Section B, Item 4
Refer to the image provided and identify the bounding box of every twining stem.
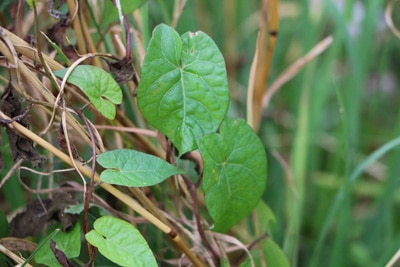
[182,175,220,266]
[0,112,205,267]
[111,0,132,61]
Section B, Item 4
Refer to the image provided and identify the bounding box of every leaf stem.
[76,108,98,263]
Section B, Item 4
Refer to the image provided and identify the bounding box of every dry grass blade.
[0,244,33,267]
[385,0,400,39]
[0,159,23,189]
[209,231,255,267]
[67,0,85,55]
[93,125,158,137]
[262,35,334,109]
[252,0,279,131]
[171,0,187,28]
[0,27,93,147]
[386,248,400,267]
[246,32,261,128]
[2,27,63,71]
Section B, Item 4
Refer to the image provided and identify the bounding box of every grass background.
[1,0,399,266]
[168,0,400,266]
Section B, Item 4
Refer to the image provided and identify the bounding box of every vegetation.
[0,0,399,266]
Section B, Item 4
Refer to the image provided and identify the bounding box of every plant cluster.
[0,1,284,266]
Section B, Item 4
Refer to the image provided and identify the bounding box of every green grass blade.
[311,136,400,266]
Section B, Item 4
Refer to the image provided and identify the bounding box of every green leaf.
[54,65,122,120]
[246,202,289,267]
[137,24,229,155]
[100,0,147,28]
[34,224,81,267]
[261,238,290,267]
[198,118,267,232]
[97,149,183,187]
[240,202,289,267]
[85,216,157,267]
[241,238,290,267]
[41,31,71,66]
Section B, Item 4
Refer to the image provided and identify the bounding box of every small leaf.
[54,65,122,120]
[41,31,71,66]
[34,223,81,267]
[198,118,267,232]
[97,149,183,187]
[85,216,157,267]
[137,24,229,155]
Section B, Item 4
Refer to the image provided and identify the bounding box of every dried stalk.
[262,36,334,109]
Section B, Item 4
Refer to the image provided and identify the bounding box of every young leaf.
[54,65,122,120]
[137,24,229,155]
[198,118,267,233]
[41,31,71,66]
[97,149,183,187]
[85,216,157,267]
[34,223,81,267]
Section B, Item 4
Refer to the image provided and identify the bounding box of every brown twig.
[231,233,268,266]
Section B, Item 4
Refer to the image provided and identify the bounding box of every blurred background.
[167,0,400,266]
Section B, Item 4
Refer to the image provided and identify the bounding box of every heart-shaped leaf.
[97,149,183,187]
[137,24,229,155]
[198,118,267,233]
[85,216,157,267]
[54,65,122,120]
